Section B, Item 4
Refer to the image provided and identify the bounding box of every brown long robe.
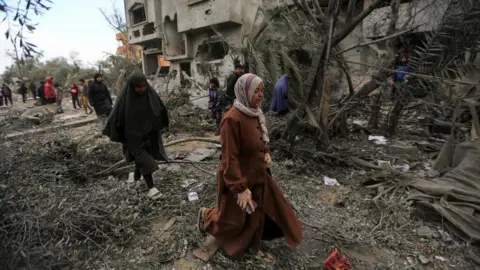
[203,107,303,258]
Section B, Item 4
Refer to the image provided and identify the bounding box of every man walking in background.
[88,73,113,125]
[1,83,12,106]
[29,81,37,100]
[79,79,93,115]
[37,80,46,105]
[225,64,244,106]
[18,82,28,103]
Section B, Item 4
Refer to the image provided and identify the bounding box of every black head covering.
[103,72,169,158]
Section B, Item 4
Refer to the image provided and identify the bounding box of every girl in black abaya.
[103,72,169,199]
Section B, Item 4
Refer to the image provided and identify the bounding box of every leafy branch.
[1,0,52,60]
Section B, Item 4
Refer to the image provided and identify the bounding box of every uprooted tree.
[278,0,480,145]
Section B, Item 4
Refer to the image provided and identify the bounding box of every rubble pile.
[0,136,156,269]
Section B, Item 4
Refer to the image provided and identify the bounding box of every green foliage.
[1,0,52,59]
[242,7,317,106]
[1,55,96,85]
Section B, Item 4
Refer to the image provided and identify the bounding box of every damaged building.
[124,0,262,87]
[123,0,449,88]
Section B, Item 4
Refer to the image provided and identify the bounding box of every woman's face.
[134,80,147,94]
[249,81,264,109]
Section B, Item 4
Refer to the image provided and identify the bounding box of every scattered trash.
[418,254,430,264]
[181,178,197,188]
[323,248,351,270]
[393,164,410,172]
[435,255,447,262]
[368,135,388,145]
[188,192,199,201]
[376,160,391,167]
[323,176,340,186]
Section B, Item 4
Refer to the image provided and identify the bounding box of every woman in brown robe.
[195,73,303,265]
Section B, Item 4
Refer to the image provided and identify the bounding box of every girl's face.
[249,81,264,109]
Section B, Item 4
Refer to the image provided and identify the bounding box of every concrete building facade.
[123,0,447,89]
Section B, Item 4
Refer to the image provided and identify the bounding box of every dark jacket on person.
[208,87,227,112]
[225,71,244,101]
[1,85,12,97]
[17,83,27,94]
[29,82,36,92]
[88,80,113,116]
[103,72,169,175]
[37,85,45,98]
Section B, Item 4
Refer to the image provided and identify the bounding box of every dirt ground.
[1,97,478,270]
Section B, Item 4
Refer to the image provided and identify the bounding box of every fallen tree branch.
[94,137,222,176]
[164,137,221,147]
[343,60,479,85]
[335,27,416,55]
[95,160,218,176]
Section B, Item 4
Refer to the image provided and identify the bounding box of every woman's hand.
[237,189,255,212]
[264,153,271,167]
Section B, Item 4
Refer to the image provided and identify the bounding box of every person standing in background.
[208,77,227,136]
[1,83,13,106]
[44,77,57,104]
[225,64,244,105]
[29,81,37,100]
[391,55,410,100]
[70,84,81,109]
[37,81,46,105]
[269,74,289,115]
[79,79,93,115]
[18,82,28,103]
[88,73,113,125]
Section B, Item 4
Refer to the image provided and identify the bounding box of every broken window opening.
[130,4,146,25]
[133,30,140,38]
[143,23,155,35]
[180,62,192,88]
[197,39,229,61]
[164,14,186,57]
[144,52,161,76]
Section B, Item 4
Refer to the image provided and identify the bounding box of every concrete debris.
[416,225,434,239]
[418,254,430,264]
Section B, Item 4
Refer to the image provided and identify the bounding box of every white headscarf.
[233,73,270,143]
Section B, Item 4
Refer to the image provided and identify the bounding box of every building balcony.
[128,21,163,45]
[176,0,243,33]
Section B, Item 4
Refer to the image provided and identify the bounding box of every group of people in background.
[207,64,290,135]
[0,73,113,126]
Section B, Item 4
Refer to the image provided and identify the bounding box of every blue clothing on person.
[394,65,410,81]
[270,75,289,113]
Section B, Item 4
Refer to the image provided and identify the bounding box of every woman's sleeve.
[221,117,247,193]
